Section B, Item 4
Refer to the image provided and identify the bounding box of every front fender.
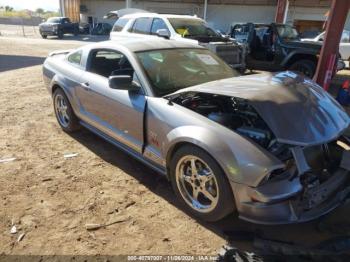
[281,50,318,67]
[164,125,284,187]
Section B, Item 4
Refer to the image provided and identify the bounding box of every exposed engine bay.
[172,92,289,158]
[173,92,350,211]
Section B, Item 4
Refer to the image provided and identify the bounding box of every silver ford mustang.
[43,39,350,224]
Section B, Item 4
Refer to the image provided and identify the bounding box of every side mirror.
[108,75,139,90]
[156,29,170,39]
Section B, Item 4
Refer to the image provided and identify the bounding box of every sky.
[0,0,59,11]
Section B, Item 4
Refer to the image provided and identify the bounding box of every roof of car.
[86,39,203,52]
[122,13,202,20]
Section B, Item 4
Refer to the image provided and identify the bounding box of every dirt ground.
[1,34,350,258]
[0,36,226,256]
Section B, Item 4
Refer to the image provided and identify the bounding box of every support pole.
[275,0,289,23]
[203,0,208,20]
[314,0,350,90]
[126,0,132,9]
[59,0,65,17]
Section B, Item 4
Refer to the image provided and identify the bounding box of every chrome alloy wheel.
[54,94,70,128]
[175,155,219,213]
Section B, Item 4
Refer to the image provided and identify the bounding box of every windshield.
[168,18,219,38]
[47,17,61,23]
[137,48,238,96]
[276,25,299,41]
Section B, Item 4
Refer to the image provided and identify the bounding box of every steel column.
[314,0,350,90]
[275,0,289,23]
[204,0,208,20]
[59,0,65,17]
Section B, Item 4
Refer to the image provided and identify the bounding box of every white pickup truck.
[302,30,350,61]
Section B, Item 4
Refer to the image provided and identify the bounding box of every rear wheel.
[53,89,80,132]
[170,145,235,222]
[288,59,316,78]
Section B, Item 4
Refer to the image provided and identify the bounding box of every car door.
[61,18,72,33]
[76,48,146,153]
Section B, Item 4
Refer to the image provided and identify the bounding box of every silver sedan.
[43,39,350,224]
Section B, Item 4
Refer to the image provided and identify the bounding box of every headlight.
[52,25,58,30]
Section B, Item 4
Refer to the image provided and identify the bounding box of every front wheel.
[288,59,316,78]
[170,145,235,222]
[41,34,47,39]
[57,30,64,39]
[53,89,80,132]
[73,27,79,36]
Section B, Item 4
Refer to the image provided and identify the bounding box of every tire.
[41,34,47,39]
[288,59,316,78]
[238,67,246,75]
[53,88,80,132]
[73,27,79,36]
[170,145,235,222]
[57,30,64,39]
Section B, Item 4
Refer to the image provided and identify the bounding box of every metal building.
[60,0,350,34]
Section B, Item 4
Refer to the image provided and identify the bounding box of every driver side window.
[151,18,169,35]
[88,49,135,79]
[231,25,249,42]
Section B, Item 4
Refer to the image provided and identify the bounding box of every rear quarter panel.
[42,54,84,113]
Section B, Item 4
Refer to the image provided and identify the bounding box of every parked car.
[108,10,246,72]
[43,39,350,224]
[302,30,350,62]
[230,23,325,77]
[39,17,79,39]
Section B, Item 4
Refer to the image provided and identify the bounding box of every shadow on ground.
[69,129,350,259]
[0,54,45,73]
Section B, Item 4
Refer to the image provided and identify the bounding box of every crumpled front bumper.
[231,168,350,225]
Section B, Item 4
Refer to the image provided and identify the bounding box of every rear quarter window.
[130,17,152,34]
[112,18,130,32]
[67,50,82,66]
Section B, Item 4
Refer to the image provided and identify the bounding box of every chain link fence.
[0,17,42,38]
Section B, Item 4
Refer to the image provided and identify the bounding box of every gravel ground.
[1,34,350,257]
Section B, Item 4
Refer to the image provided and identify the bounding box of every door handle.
[81,82,90,91]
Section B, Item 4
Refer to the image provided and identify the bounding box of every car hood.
[176,71,350,146]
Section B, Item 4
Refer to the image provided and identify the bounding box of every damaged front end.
[233,136,350,224]
[171,91,350,224]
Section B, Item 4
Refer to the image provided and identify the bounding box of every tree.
[36,8,44,14]
[5,6,13,12]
